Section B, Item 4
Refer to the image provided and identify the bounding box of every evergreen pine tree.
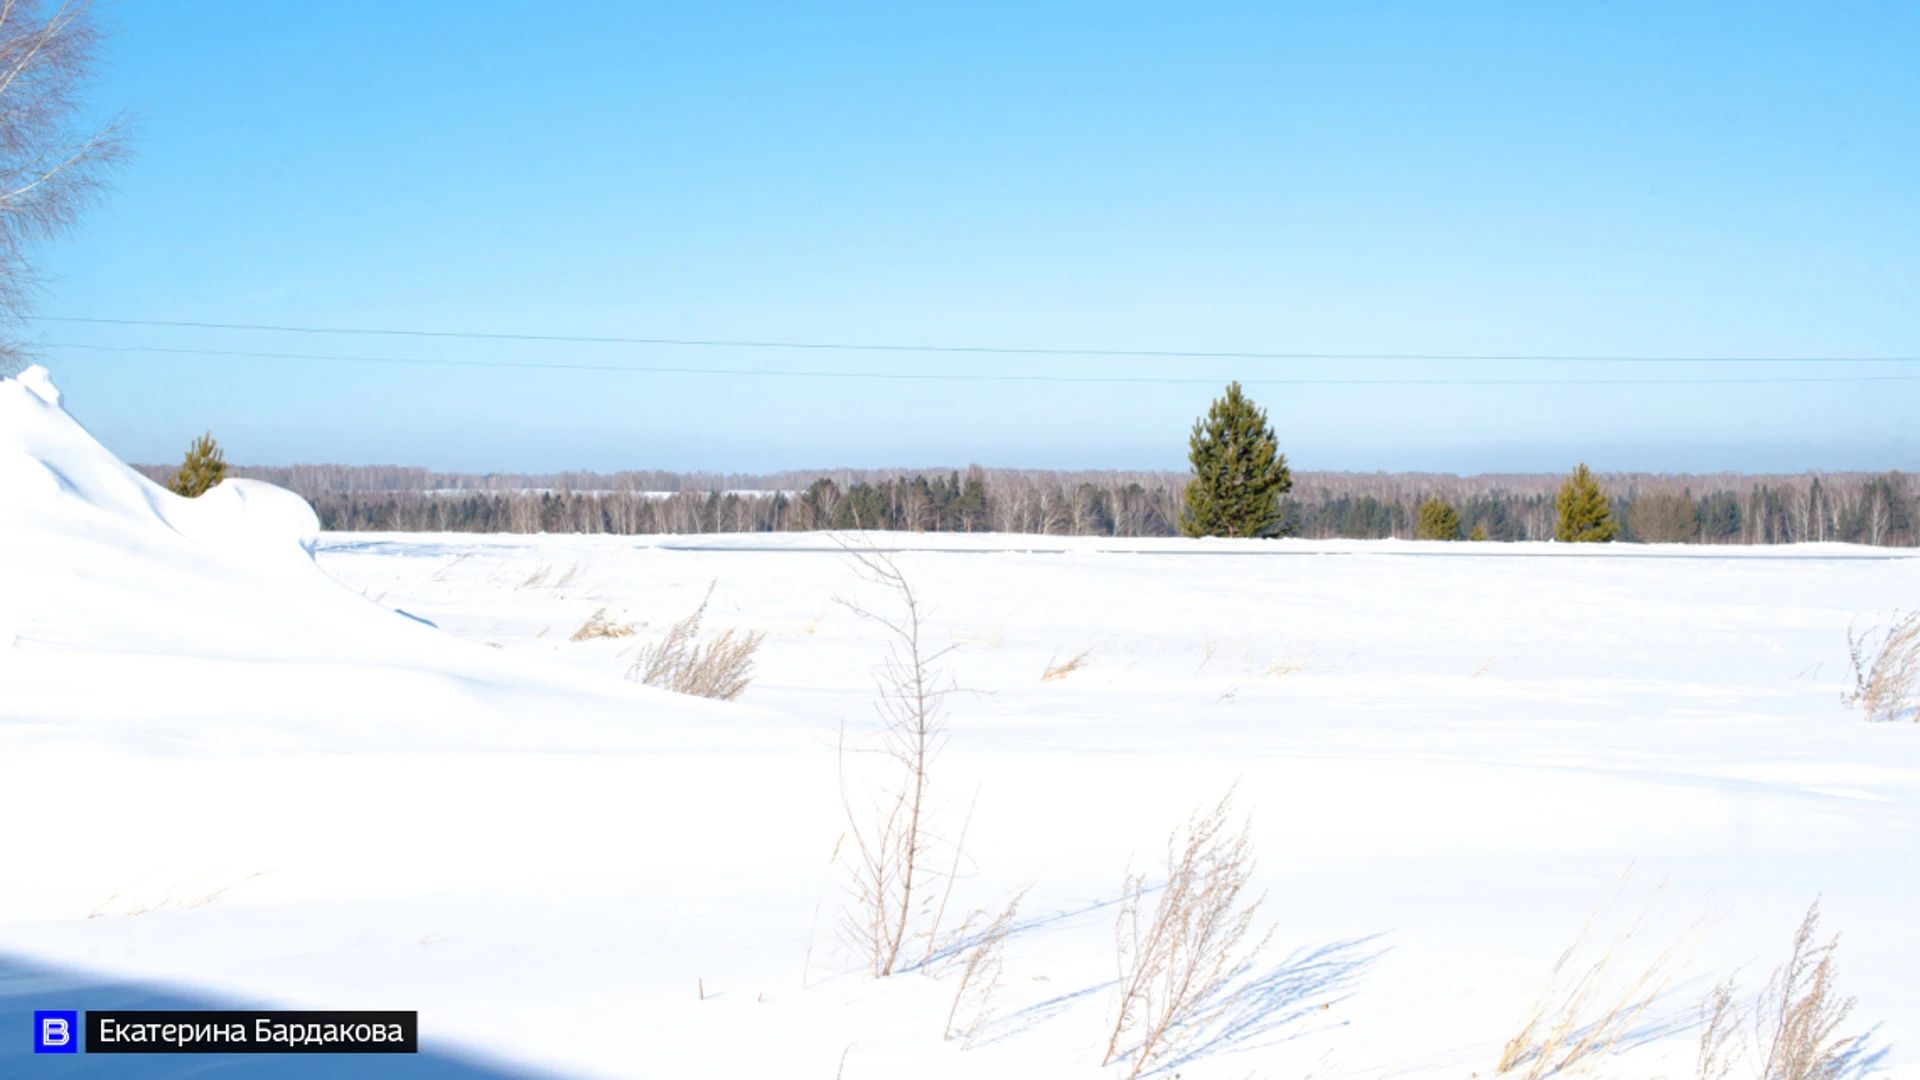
[167,432,228,498]
[1554,463,1617,542]
[1181,382,1291,538]
[1416,497,1461,540]
[1468,522,1489,542]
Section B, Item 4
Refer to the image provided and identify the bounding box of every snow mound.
[167,478,321,568]
[0,367,748,753]
[0,366,317,565]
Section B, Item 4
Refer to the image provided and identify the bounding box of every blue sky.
[27,1,1920,474]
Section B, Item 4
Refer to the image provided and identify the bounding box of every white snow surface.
[2,366,1917,1077]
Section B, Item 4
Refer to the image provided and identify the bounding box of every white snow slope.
[2,366,1917,1078]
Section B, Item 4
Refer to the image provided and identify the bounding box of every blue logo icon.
[34,1010,78,1053]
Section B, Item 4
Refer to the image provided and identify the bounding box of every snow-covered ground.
[3,366,1916,1077]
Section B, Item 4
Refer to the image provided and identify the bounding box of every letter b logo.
[34,1011,78,1053]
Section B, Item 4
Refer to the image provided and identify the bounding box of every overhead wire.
[30,314,1920,366]
[36,339,1920,386]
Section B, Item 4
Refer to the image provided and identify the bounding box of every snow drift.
[0,366,746,751]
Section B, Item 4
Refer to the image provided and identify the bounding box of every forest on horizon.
[132,461,1920,546]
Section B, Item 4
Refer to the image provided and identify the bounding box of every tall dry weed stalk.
[1102,789,1271,1079]
[1845,613,1920,722]
[1498,880,1694,1080]
[943,887,1028,1047]
[1699,902,1860,1080]
[1700,975,1745,1080]
[629,582,764,701]
[835,543,961,976]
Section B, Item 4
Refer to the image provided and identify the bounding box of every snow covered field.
[4,366,1917,1077]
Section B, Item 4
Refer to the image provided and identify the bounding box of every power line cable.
[41,340,1920,386]
[30,315,1920,364]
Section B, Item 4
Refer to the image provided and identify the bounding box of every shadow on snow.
[976,931,1386,1071]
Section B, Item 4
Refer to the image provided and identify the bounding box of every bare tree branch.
[0,0,128,374]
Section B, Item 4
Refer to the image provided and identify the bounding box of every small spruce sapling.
[167,432,228,498]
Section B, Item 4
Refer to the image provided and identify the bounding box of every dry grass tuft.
[1497,881,1693,1080]
[943,886,1029,1047]
[1696,901,1861,1080]
[1845,612,1920,722]
[569,607,637,642]
[1041,647,1093,682]
[1755,902,1858,1080]
[1103,788,1272,1079]
[629,582,764,701]
[1265,658,1305,678]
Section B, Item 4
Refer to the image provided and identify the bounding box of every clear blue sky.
[29,1,1920,474]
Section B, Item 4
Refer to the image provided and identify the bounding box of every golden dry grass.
[1041,647,1094,681]
[1498,882,1694,1080]
[1755,902,1858,1080]
[1696,901,1860,1080]
[629,583,764,701]
[568,607,637,642]
[1846,612,1920,722]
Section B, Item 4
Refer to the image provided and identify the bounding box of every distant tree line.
[131,461,1920,545]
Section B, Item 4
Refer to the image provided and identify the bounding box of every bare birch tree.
[1866,487,1890,547]
[0,0,128,373]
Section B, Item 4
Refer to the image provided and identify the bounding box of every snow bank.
[0,364,318,576]
[0,367,752,752]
